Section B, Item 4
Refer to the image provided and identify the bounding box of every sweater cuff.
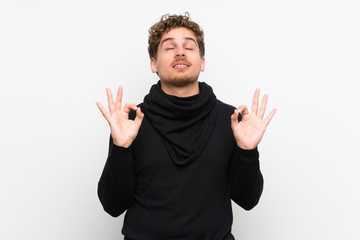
[109,144,133,165]
[233,146,259,163]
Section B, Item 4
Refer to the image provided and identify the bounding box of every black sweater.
[98,85,263,240]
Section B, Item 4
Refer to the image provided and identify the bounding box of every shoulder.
[216,100,243,122]
[216,99,236,116]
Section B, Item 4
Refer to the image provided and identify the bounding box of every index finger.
[251,88,260,113]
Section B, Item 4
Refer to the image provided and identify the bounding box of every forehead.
[160,27,197,44]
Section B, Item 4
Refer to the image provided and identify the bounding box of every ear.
[150,58,158,73]
[200,56,205,72]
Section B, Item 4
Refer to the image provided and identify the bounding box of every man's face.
[150,27,205,87]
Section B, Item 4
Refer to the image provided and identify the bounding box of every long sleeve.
[97,136,135,217]
[229,146,264,210]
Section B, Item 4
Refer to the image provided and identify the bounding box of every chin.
[161,74,200,87]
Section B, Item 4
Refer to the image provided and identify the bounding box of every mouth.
[172,60,190,69]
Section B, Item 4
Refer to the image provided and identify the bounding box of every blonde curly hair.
[148,12,205,59]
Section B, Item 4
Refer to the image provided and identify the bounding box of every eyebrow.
[160,37,197,47]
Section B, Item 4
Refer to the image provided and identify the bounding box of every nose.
[175,47,185,58]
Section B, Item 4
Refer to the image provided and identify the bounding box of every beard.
[159,70,200,87]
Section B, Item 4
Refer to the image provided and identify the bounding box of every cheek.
[157,56,173,69]
[196,58,204,69]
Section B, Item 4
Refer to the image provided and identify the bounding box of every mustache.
[171,58,191,66]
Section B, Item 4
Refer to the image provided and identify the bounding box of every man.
[96,13,276,240]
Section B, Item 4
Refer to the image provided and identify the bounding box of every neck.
[160,80,200,97]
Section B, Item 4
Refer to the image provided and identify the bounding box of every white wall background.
[1,0,359,239]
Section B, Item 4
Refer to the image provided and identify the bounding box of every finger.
[136,107,144,118]
[231,109,240,129]
[96,101,111,123]
[106,88,116,114]
[264,108,277,126]
[123,103,138,113]
[134,107,145,126]
[258,94,268,119]
[237,105,249,116]
[115,86,123,111]
[251,88,260,114]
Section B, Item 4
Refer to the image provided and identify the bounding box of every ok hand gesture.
[96,86,144,148]
[231,89,276,150]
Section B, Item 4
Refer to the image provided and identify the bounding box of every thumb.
[231,109,240,129]
[134,107,144,126]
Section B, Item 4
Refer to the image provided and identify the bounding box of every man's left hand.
[231,88,276,150]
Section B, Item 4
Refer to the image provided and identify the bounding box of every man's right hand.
[96,86,144,148]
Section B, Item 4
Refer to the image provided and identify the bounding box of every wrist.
[112,137,133,148]
[236,142,257,150]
